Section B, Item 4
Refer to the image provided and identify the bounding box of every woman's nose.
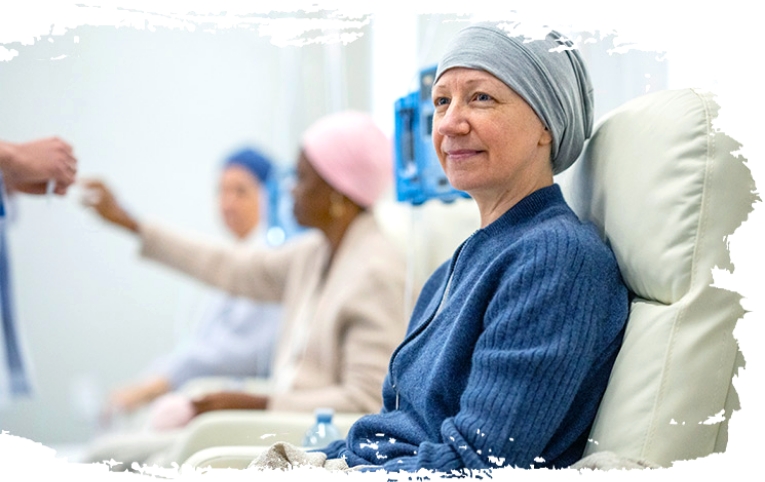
[436,103,469,137]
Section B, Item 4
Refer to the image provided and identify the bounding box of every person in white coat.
[0,136,77,402]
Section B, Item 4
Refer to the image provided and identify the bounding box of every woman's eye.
[474,93,492,102]
[433,96,449,107]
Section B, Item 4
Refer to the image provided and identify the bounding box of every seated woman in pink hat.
[84,111,408,419]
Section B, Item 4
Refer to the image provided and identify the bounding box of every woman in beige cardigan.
[84,111,407,419]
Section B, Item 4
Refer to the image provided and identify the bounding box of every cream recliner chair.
[182,88,754,471]
[560,87,753,466]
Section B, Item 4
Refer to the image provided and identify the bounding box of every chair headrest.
[560,88,754,305]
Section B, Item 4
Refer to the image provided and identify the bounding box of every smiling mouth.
[444,149,482,161]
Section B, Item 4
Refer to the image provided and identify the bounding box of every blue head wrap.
[224,147,273,184]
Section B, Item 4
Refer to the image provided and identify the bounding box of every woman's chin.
[445,176,480,195]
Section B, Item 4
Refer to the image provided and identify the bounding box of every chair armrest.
[165,410,365,466]
[183,445,269,470]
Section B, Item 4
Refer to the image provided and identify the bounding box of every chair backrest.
[558,88,756,467]
[375,197,479,309]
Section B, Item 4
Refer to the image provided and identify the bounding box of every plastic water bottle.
[302,408,342,448]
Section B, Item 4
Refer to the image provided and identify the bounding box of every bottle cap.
[314,407,334,423]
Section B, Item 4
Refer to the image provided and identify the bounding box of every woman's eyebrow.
[433,77,495,92]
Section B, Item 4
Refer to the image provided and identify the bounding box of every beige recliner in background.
[181,87,755,471]
[157,409,364,469]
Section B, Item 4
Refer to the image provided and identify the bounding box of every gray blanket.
[248,442,660,473]
[248,442,350,471]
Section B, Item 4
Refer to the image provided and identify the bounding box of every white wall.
[0,16,667,446]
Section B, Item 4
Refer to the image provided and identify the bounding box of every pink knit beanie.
[301,111,392,208]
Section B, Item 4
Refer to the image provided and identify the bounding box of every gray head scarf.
[435,23,594,175]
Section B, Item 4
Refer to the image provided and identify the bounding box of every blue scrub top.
[0,175,31,399]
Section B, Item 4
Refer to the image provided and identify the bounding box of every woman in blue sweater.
[317,23,629,472]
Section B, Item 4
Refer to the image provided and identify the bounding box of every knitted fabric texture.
[249,442,349,471]
[321,184,629,472]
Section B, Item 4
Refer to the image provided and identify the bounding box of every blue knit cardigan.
[321,184,629,472]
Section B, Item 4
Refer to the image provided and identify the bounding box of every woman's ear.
[539,126,553,146]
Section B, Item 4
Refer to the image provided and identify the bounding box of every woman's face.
[218,165,262,239]
[291,151,333,229]
[431,67,553,202]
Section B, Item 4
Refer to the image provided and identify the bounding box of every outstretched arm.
[80,178,140,233]
[0,137,77,195]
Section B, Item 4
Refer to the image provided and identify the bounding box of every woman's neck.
[473,174,553,228]
[320,207,364,264]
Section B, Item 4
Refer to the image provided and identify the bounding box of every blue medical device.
[394,65,470,205]
[264,167,305,247]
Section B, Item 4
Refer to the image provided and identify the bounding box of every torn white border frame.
[0,0,762,480]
